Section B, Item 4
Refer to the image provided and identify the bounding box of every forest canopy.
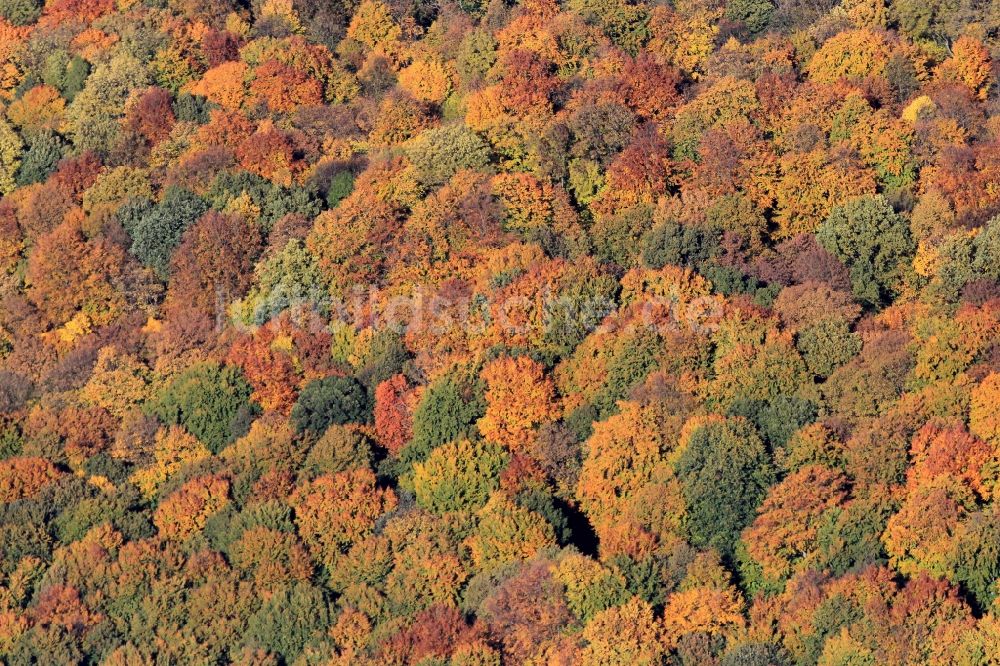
[0,0,999,663]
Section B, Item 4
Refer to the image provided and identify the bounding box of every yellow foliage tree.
[398,58,453,104]
[578,597,666,665]
[6,85,64,133]
[841,0,888,28]
[661,552,745,648]
[130,426,212,499]
[647,6,720,79]
[346,0,402,60]
[971,373,1000,445]
[80,346,151,417]
[773,147,877,237]
[0,22,27,101]
[742,465,850,581]
[575,401,686,546]
[882,480,966,579]
[291,468,398,567]
[464,493,555,572]
[806,29,890,84]
[412,438,507,514]
[0,117,21,196]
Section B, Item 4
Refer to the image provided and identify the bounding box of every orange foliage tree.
[742,465,851,582]
[153,474,230,540]
[0,457,62,502]
[937,36,992,100]
[373,374,415,456]
[249,59,324,113]
[477,355,559,452]
[25,217,132,330]
[290,468,397,567]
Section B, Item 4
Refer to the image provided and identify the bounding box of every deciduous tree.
[477,355,559,452]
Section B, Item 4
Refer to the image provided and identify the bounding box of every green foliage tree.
[129,187,208,276]
[148,362,257,453]
[725,0,775,34]
[814,497,894,577]
[591,205,652,267]
[816,195,914,308]
[304,425,373,474]
[796,318,862,379]
[16,131,64,186]
[206,171,322,230]
[326,169,354,208]
[949,507,1000,613]
[404,368,486,465]
[719,642,790,666]
[351,329,409,392]
[727,395,817,449]
[639,217,720,269]
[973,214,1000,279]
[566,0,650,55]
[891,0,960,45]
[593,329,662,419]
[41,53,91,102]
[291,376,371,433]
[456,29,497,80]
[232,239,331,325]
[244,583,331,661]
[406,124,491,186]
[675,417,776,557]
[172,92,209,123]
[66,54,149,154]
[0,0,40,26]
[542,270,619,359]
[515,485,573,544]
[115,197,155,237]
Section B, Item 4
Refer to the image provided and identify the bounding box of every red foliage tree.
[373,373,414,456]
[126,87,176,146]
[379,604,483,665]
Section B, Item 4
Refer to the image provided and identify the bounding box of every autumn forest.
[0,0,998,662]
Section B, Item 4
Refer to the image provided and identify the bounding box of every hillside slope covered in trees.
[1,0,1000,663]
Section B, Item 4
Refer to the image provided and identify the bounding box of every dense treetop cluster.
[0,0,999,663]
